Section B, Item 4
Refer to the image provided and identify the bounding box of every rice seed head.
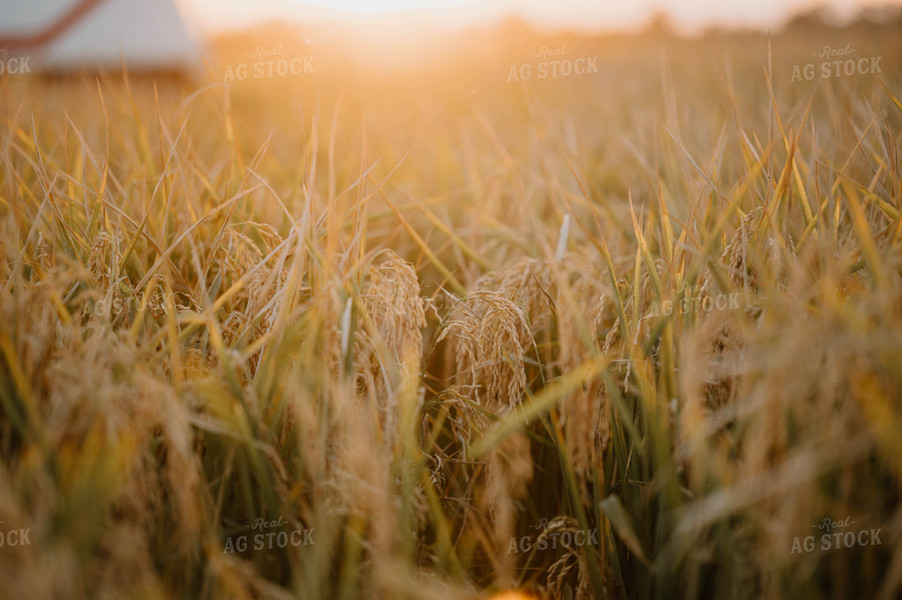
[724,207,764,288]
[441,290,529,412]
[88,231,115,287]
[357,252,427,443]
[361,253,427,369]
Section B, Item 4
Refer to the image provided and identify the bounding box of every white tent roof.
[0,0,202,71]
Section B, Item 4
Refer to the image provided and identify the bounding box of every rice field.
[1,15,901,600]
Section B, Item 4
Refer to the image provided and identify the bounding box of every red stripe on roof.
[0,0,108,51]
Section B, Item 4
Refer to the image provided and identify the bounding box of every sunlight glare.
[286,0,482,15]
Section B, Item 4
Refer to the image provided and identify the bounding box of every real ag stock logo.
[0,522,31,548]
[508,516,598,554]
[223,44,314,82]
[0,51,31,76]
[648,282,741,317]
[790,515,882,554]
[507,44,598,83]
[791,43,882,82]
[223,516,314,554]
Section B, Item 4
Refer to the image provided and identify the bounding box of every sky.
[180,0,902,33]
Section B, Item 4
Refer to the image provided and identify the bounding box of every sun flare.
[287,0,481,15]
